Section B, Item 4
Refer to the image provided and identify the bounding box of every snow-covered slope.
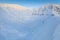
[0,4,36,24]
[0,4,60,40]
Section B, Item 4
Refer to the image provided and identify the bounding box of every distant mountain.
[0,4,30,10]
[32,4,60,17]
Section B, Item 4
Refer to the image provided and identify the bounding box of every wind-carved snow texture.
[0,4,60,40]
